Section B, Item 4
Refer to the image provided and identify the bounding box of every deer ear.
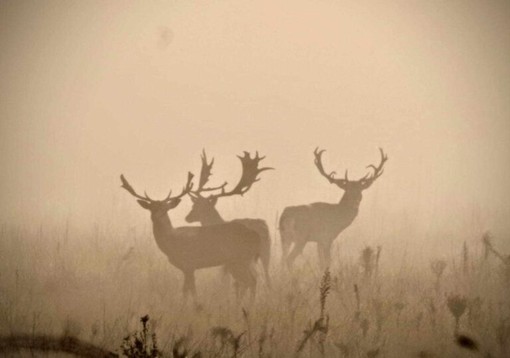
[208,196,218,206]
[137,200,151,210]
[166,198,181,210]
[190,195,198,204]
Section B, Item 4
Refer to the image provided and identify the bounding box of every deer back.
[168,222,261,270]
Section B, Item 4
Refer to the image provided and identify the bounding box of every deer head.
[314,147,388,204]
[185,150,272,224]
[120,172,194,218]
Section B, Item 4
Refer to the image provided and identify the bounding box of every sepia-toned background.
[1,2,510,357]
[1,0,509,257]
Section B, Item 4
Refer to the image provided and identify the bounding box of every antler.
[121,172,194,202]
[314,147,388,189]
[165,172,195,201]
[361,148,388,188]
[314,147,342,185]
[190,150,228,198]
[210,151,273,199]
[120,174,153,202]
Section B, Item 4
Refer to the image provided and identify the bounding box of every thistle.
[121,315,160,358]
[446,295,467,333]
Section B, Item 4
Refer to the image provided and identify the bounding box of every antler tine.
[189,149,214,196]
[120,174,153,202]
[314,147,341,185]
[211,151,273,199]
[144,191,155,201]
[255,151,266,161]
[197,149,213,191]
[189,150,230,197]
[363,148,388,184]
[359,171,371,181]
[168,172,195,201]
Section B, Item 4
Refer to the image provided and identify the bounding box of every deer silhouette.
[185,151,273,288]
[120,172,260,299]
[280,148,388,269]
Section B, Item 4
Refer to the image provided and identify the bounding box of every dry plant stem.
[318,269,331,356]
[295,269,331,356]
[354,284,361,314]
[242,308,253,356]
[462,242,469,275]
[447,295,467,336]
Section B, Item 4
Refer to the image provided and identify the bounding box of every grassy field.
[0,220,508,357]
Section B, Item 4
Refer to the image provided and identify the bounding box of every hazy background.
[1,0,509,256]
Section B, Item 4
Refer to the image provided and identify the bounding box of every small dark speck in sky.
[158,26,173,49]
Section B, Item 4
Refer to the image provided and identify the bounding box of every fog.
[1,1,510,356]
[1,1,509,230]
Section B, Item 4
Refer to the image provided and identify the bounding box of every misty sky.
[1,1,509,246]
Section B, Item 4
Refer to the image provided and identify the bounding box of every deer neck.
[338,191,363,212]
[150,212,174,252]
[200,208,225,226]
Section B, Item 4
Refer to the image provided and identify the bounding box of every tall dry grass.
[0,219,508,357]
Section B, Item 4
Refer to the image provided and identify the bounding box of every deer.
[120,171,261,299]
[280,147,388,269]
[185,151,273,288]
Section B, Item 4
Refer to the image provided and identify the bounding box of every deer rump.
[280,202,358,243]
[170,222,261,269]
[230,218,271,270]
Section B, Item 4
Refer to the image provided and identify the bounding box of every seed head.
[430,260,447,278]
[447,295,467,319]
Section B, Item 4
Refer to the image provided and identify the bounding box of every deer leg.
[317,242,325,265]
[234,281,243,302]
[189,273,197,298]
[182,271,196,299]
[262,260,272,290]
[245,261,258,302]
[229,263,257,302]
[259,232,272,289]
[221,266,232,290]
[280,219,295,265]
[281,236,292,263]
[182,273,189,297]
[227,264,242,300]
[286,241,306,269]
[317,241,332,271]
[250,264,258,302]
